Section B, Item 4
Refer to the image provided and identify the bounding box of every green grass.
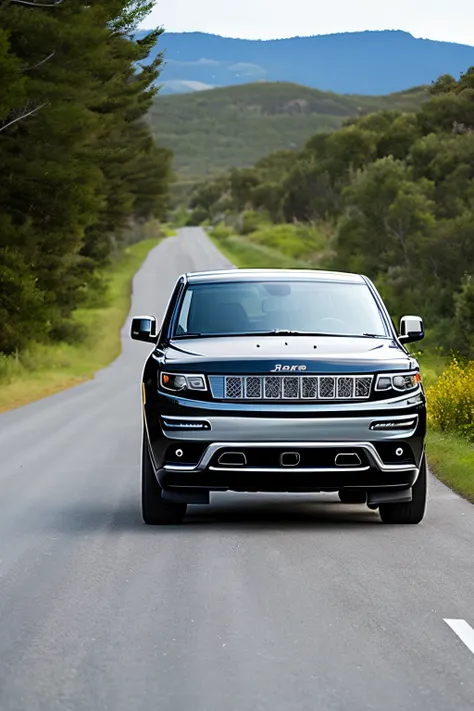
[417,352,448,388]
[0,236,165,413]
[427,431,474,503]
[209,222,332,270]
[149,81,428,180]
[211,231,309,269]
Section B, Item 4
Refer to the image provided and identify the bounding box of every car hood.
[160,336,416,374]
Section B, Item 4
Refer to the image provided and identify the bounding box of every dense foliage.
[149,82,428,182]
[189,68,474,358]
[0,0,171,355]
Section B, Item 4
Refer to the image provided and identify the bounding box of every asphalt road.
[1,227,473,711]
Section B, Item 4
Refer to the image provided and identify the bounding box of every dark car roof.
[185,268,366,285]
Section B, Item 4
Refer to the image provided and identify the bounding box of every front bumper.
[144,390,426,502]
[159,440,420,499]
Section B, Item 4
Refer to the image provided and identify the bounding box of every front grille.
[217,375,373,401]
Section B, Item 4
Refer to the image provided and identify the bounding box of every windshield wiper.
[252,330,362,337]
[172,330,327,339]
[172,333,227,339]
[173,332,262,339]
[172,330,389,340]
[259,329,309,336]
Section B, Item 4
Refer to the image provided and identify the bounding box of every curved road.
[1,227,473,711]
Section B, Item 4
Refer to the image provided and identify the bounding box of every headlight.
[159,372,207,392]
[376,372,421,393]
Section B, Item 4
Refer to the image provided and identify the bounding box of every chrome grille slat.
[245,376,262,399]
[225,377,243,399]
[337,377,354,399]
[319,377,336,399]
[301,376,318,399]
[355,377,372,398]
[283,376,299,399]
[222,375,372,400]
[265,376,282,399]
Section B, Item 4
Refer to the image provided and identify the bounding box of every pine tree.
[0,0,171,353]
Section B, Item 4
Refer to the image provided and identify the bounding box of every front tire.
[142,433,187,525]
[379,455,427,525]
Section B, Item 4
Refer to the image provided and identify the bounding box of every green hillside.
[149,82,429,182]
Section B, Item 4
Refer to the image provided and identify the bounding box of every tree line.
[188,68,474,356]
[0,0,171,355]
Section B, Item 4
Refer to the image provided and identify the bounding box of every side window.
[177,289,193,334]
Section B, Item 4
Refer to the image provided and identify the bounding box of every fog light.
[396,447,404,457]
[175,449,184,458]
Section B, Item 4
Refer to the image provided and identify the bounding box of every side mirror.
[399,315,424,344]
[130,315,157,343]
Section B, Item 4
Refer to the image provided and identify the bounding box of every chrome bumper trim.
[162,441,419,476]
[208,466,371,474]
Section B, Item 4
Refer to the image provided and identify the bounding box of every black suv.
[131,269,426,525]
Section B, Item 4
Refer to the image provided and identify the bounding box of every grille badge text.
[271,364,307,372]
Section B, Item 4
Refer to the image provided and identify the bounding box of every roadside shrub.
[427,359,474,440]
[239,210,272,235]
[249,224,327,261]
[187,206,209,225]
[212,223,234,240]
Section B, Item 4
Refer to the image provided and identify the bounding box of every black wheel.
[379,455,427,525]
[142,433,187,525]
[338,490,367,504]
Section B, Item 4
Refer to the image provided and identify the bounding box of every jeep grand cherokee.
[131,269,426,526]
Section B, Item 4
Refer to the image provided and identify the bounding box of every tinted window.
[173,280,388,337]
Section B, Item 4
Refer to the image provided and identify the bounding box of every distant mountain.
[148,82,428,181]
[145,30,474,95]
[160,80,215,95]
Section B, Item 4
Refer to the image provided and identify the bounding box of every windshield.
[173,280,388,338]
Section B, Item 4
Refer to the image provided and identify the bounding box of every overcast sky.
[141,0,474,46]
